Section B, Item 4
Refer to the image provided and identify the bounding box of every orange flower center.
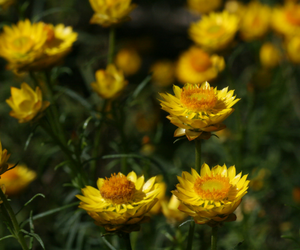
[285,7,300,26]
[190,50,212,72]
[180,85,217,112]
[43,25,55,41]
[100,173,136,204]
[194,175,231,201]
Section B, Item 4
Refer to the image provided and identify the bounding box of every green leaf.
[54,160,71,170]
[102,236,117,250]
[20,230,45,249]
[32,7,73,22]
[128,74,152,106]
[0,235,15,241]
[173,137,186,144]
[16,194,45,216]
[83,116,94,130]
[281,235,299,243]
[178,219,192,228]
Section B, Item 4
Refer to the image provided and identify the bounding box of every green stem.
[108,27,115,65]
[211,226,218,250]
[186,220,195,250]
[122,233,132,250]
[195,139,202,173]
[0,189,29,250]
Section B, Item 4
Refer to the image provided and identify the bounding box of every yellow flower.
[27,24,78,70]
[89,0,136,27]
[240,1,271,41]
[76,172,160,232]
[161,195,188,224]
[176,46,225,85]
[0,164,36,196]
[0,141,10,176]
[272,3,300,37]
[115,48,141,76]
[173,164,249,225]
[0,0,14,10]
[91,64,127,99]
[224,1,245,17]
[187,0,221,14]
[189,11,239,52]
[259,42,281,68]
[6,83,50,123]
[159,82,240,141]
[0,20,47,71]
[286,35,300,64]
[151,60,175,87]
[149,177,166,215]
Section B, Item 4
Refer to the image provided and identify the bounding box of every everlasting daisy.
[159,82,240,141]
[76,172,160,232]
[173,163,249,225]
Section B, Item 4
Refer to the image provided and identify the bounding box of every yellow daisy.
[0,19,47,71]
[89,0,136,27]
[189,11,239,52]
[176,46,225,85]
[6,82,50,123]
[259,42,281,68]
[149,176,166,215]
[151,60,175,87]
[115,48,141,76]
[76,172,160,232]
[187,0,221,14]
[240,1,271,41]
[272,3,300,37]
[0,141,10,176]
[91,64,128,99]
[159,82,240,141]
[0,164,36,196]
[286,35,300,64]
[161,194,188,224]
[173,163,249,225]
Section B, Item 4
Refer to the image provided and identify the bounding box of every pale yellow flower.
[151,60,175,87]
[115,48,141,76]
[27,24,78,70]
[161,195,188,224]
[286,35,300,64]
[6,83,50,123]
[0,141,10,176]
[259,42,281,68]
[159,82,240,141]
[189,11,239,52]
[272,3,300,37]
[0,20,47,71]
[89,0,136,27]
[240,1,271,41]
[76,172,160,232]
[149,177,166,215]
[173,164,249,225]
[176,46,225,84]
[0,164,36,196]
[0,0,14,10]
[91,64,128,99]
[187,0,221,14]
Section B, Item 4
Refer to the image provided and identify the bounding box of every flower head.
[151,60,175,87]
[240,1,271,41]
[149,176,166,215]
[76,172,160,232]
[272,3,300,37]
[189,11,239,52]
[176,46,225,84]
[91,64,128,99]
[161,194,188,224]
[6,83,50,123]
[259,42,281,68]
[115,48,141,76]
[89,0,136,27]
[0,164,36,196]
[159,82,240,141]
[0,141,10,176]
[286,35,300,64]
[173,164,249,225]
[187,0,221,14]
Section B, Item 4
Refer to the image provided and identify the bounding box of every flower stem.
[195,139,202,173]
[211,226,218,250]
[186,220,195,250]
[0,189,29,250]
[108,27,115,65]
[122,233,132,250]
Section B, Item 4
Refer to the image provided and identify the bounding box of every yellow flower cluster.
[173,164,249,225]
[6,83,50,123]
[76,172,160,232]
[0,19,77,72]
[89,0,136,27]
[159,82,239,141]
